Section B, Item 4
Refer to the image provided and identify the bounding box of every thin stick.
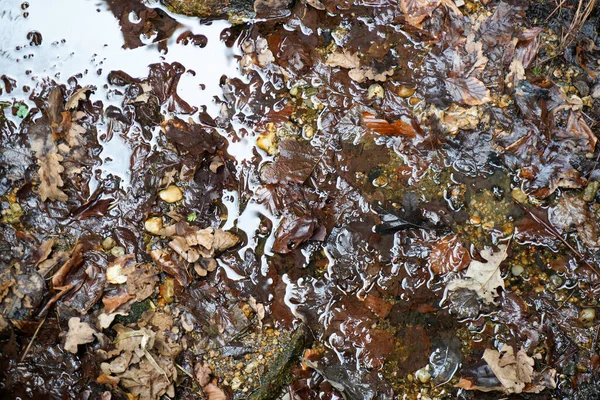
[515,200,600,275]
[20,316,46,362]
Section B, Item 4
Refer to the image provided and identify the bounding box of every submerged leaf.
[445,77,491,106]
[446,245,508,305]
[430,234,471,275]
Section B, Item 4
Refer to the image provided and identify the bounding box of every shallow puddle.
[2,0,600,399]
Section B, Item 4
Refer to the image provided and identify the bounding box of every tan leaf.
[445,77,491,106]
[401,0,442,28]
[446,245,508,304]
[65,317,97,353]
[482,345,533,394]
[348,66,394,83]
[29,123,68,202]
[194,362,212,386]
[213,229,239,252]
[326,50,360,69]
[204,378,227,400]
[65,86,93,110]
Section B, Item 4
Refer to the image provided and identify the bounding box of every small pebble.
[102,237,116,250]
[110,246,125,257]
[145,217,163,234]
[511,265,524,276]
[159,185,183,203]
[580,308,595,326]
[367,84,384,100]
[398,86,416,98]
[303,125,314,139]
[550,275,563,287]
[230,377,242,391]
[415,366,431,384]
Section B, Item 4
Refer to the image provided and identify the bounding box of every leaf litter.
[2,0,600,399]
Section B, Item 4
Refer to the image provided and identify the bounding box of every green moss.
[163,0,254,22]
[248,325,309,400]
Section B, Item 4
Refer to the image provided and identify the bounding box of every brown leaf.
[64,317,97,353]
[102,290,135,314]
[550,194,599,248]
[150,249,190,287]
[212,229,239,252]
[124,263,159,301]
[168,236,200,263]
[401,0,442,28]
[34,238,55,267]
[52,243,84,288]
[429,234,471,275]
[364,294,392,318]
[29,121,68,202]
[261,139,324,184]
[445,77,491,106]
[194,362,212,386]
[482,345,533,394]
[446,245,508,305]
[97,373,120,388]
[363,112,421,137]
[65,86,93,110]
[204,378,227,400]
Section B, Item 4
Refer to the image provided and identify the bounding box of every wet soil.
[2,0,600,399]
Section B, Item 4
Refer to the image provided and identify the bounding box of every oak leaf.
[65,317,97,353]
[446,245,508,304]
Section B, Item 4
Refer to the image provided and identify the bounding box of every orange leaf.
[362,112,421,137]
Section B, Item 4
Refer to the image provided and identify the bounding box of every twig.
[515,200,600,276]
[176,363,194,379]
[20,316,46,362]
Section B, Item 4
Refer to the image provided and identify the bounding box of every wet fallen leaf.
[194,362,212,386]
[65,317,97,353]
[65,86,93,110]
[482,345,533,394]
[204,378,227,400]
[326,50,360,69]
[446,244,508,304]
[401,0,442,28]
[29,121,67,202]
[549,194,599,248]
[445,77,491,106]
[363,112,421,137]
[430,234,471,275]
[261,139,325,184]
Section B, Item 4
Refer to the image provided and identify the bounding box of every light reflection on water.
[0,0,244,183]
[0,0,273,276]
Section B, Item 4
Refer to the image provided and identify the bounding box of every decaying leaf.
[65,86,93,110]
[482,345,533,393]
[261,139,324,184]
[458,345,557,394]
[401,0,442,28]
[29,122,68,202]
[549,194,599,248]
[326,50,360,69]
[430,234,471,275]
[65,317,97,353]
[446,245,508,304]
[363,112,421,137]
[204,378,227,400]
[348,66,394,83]
[445,77,491,106]
[194,362,212,386]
